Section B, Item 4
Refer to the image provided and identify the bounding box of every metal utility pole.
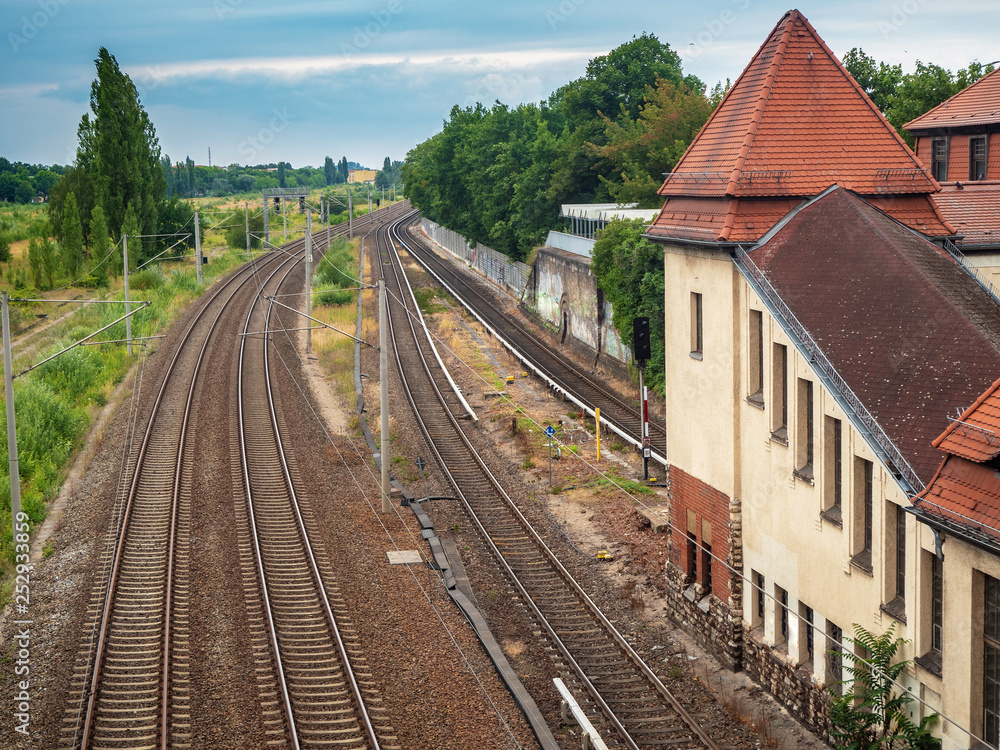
[3,292,22,528]
[378,279,390,512]
[639,368,650,481]
[263,194,270,245]
[348,190,353,239]
[325,198,331,248]
[282,197,287,243]
[305,208,312,355]
[244,202,250,256]
[123,234,133,356]
[194,211,203,286]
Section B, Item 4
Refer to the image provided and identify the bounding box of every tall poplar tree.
[324,156,335,186]
[89,204,110,286]
[76,48,165,259]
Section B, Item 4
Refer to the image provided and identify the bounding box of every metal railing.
[734,246,924,494]
[419,219,530,297]
[942,238,1000,305]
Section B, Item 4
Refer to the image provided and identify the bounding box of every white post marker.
[123,233,132,356]
[3,291,22,527]
[552,678,609,750]
[379,279,390,513]
[244,202,250,256]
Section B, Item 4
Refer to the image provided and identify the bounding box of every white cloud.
[124,48,602,84]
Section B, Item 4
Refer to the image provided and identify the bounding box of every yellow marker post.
[595,408,601,461]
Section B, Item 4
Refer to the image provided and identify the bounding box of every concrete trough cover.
[386,550,423,565]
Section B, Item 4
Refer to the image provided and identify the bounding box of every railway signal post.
[633,317,651,481]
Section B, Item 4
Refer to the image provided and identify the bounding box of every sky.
[2,0,998,172]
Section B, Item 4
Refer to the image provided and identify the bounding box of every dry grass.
[501,639,526,660]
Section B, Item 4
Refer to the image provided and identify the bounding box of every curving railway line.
[378,210,720,750]
[393,214,668,465]
[58,207,403,750]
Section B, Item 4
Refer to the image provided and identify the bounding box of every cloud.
[124,47,602,85]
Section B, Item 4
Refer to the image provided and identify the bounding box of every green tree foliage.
[89,204,110,286]
[595,77,714,207]
[48,165,94,242]
[78,48,165,252]
[161,154,176,197]
[61,192,84,278]
[324,156,336,186]
[157,197,196,255]
[278,161,287,188]
[225,208,264,250]
[339,156,349,182]
[403,33,711,261]
[591,219,665,394]
[843,49,994,145]
[829,624,939,750]
[0,235,10,264]
[38,237,56,289]
[375,158,403,191]
[27,238,43,288]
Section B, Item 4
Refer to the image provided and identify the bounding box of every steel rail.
[391,215,668,465]
[77,243,297,750]
[380,212,722,750]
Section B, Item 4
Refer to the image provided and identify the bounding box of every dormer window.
[971,135,987,181]
[932,137,949,182]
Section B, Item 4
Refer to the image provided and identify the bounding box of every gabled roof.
[916,376,1000,545]
[648,9,953,244]
[905,68,1000,131]
[747,186,1000,485]
[658,9,936,199]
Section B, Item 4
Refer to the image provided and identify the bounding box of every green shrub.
[130,266,166,290]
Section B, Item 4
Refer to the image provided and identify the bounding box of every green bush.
[130,265,166,290]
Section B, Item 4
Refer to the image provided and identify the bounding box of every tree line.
[402,34,721,263]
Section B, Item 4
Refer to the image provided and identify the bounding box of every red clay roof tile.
[648,10,952,244]
[905,68,1000,132]
[932,182,1000,246]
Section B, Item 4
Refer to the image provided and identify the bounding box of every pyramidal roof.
[648,9,954,243]
[906,67,1000,131]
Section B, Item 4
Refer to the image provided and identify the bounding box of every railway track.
[394,215,668,465]
[58,206,401,750]
[378,211,721,750]
[235,225,399,749]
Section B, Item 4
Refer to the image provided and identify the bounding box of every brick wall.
[664,466,743,670]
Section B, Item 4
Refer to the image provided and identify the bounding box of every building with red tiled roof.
[648,9,954,244]
[906,68,1000,251]
[646,10,1000,748]
[910,377,1000,746]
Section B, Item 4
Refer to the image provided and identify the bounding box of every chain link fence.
[420,219,529,297]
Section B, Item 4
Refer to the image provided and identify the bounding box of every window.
[852,458,874,572]
[803,604,815,660]
[985,575,1000,748]
[686,509,697,581]
[701,520,713,594]
[932,137,949,181]
[881,504,907,621]
[686,532,697,580]
[828,621,843,693]
[748,310,764,405]
[771,344,788,442]
[895,505,906,600]
[931,554,943,654]
[823,417,843,524]
[795,379,814,481]
[776,585,789,644]
[690,292,703,358]
[754,571,765,625]
[971,136,988,181]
